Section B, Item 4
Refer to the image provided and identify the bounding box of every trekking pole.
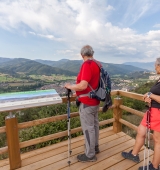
[66,88,72,166]
[143,106,151,170]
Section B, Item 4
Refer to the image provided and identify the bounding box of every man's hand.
[64,83,71,90]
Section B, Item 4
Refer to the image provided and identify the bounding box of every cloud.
[37,34,65,41]
[118,0,160,26]
[57,49,73,54]
[29,31,36,35]
[29,31,65,41]
[0,0,160,63]
[153,24,160,28]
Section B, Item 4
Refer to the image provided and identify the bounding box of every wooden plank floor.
[0,127,154,170]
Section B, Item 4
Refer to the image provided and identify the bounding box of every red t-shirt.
[76,59,100,106]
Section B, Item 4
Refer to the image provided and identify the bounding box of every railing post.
[5,112,21,170]
[113,97,123,133]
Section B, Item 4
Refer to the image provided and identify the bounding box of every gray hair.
[155,58,160,65]
[80,45,94,57]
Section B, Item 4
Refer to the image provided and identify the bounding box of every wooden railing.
[0,90,146,170]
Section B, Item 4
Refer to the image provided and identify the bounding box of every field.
[8,82,36,86]
[0,74,22,82]
[0,74,76,92]
[29,74,76,82]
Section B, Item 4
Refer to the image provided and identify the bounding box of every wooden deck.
[0,127,153,170]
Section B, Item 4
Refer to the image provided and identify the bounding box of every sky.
[0,0,160,64]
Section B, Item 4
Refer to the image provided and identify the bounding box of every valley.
[0,57,158,95]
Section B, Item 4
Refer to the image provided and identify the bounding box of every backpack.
[79,59,112,112]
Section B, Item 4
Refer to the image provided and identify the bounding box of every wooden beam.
[19,118,114,149]
[111,90,119,96]
[18,112,79,129]
[18,106,114,130]
[0,146,8,155]
[0,126,6,133]
[5,116,21,169]
[113,97,123,133]
[118,90,144,101]
[119,118,138,131]
[119,105,144,117]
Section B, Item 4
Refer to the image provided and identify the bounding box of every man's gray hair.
[156,58,160,65]
[80,45,94,57]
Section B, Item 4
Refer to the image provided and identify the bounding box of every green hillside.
[0,57,150,77]
[0,58,76,76]
[36,59,148,75]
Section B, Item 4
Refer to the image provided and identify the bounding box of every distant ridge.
[123,62,154,71]
[35,59,70,67]
[0,57,12,64]
[35,59,149,75]
[0,57,151,76]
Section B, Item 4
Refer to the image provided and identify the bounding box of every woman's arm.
[149,93,160,104]
[143,92,160,104]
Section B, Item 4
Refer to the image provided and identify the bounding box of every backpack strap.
[78,84,96,98]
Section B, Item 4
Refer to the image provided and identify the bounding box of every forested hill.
[36,59,149,75]
[0,57,150,76]
[35,59,83,73]
[0,58,76,76]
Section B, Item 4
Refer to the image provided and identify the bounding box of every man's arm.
[65,80,88,91]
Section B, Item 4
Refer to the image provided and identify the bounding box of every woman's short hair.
[80,45,94,57]
[155,58,160,65]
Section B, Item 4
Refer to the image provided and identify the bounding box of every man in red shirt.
[65,45,100,162]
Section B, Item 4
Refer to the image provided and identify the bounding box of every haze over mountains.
[0,57,153,76]
[123,62,154,71]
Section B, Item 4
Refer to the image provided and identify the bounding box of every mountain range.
[0,57,152,77]
[123,62,154,71]
[0,58,76,76]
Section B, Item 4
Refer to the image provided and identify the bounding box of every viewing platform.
[0,90,153,170]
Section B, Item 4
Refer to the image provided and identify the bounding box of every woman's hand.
[143,92,152,104]
[144,97,151,104]
[143,92,148,100]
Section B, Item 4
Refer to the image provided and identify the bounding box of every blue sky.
[0,0,160,64]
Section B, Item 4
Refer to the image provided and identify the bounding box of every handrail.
[0,126,5,133]
[119,105,144,117]
[118,90,144,101]
[119,118,138,131]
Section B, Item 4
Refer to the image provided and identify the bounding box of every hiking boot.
[138,162,159,170]
[77,154,97,162]
[95,145,100,154]
[121,150,140,163]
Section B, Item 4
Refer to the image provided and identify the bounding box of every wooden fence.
[0,90,146,169]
